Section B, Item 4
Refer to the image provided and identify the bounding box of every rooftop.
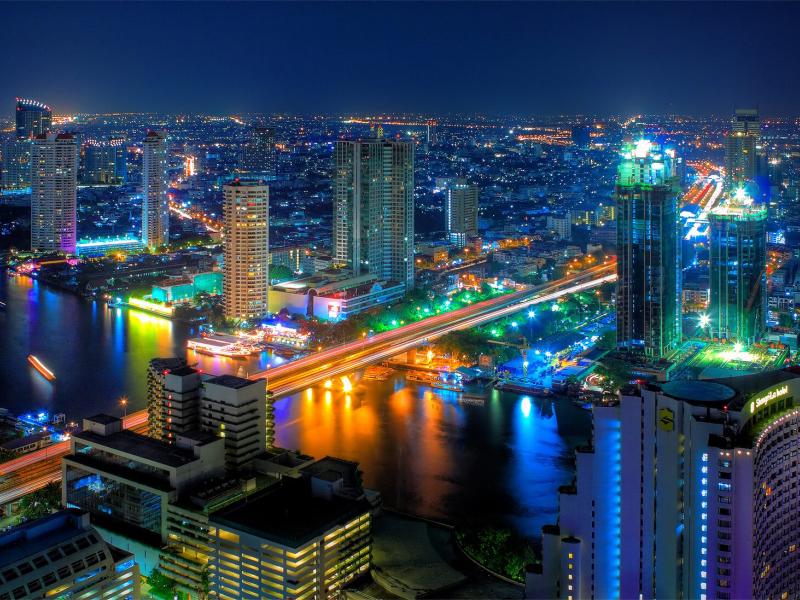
[204,374,257,389]
[73,428,201,468]
[0,510,93,569]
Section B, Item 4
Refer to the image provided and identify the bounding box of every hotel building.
[527,369,800,600]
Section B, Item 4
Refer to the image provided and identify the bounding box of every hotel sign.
[749,385,789,414]
[658,407,674,432]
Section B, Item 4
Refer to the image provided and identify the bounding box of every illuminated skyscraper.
[439,177,479,247]
[82,138,127,185]
[333,136,414,289]
[615,139,681,358]
[15,97,52,139]
[142,130,169,249]
[708,189,767,344]
[30,133,77,254]
[724,108,760,190]
[242,126,277,177]
[223,180,269,320]
[528,370,800,600]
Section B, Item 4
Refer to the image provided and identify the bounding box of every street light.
[119,396,128,418]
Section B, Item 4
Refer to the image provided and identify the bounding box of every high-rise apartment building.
[242,126,276,177]
[82,138,127,185]
[527,369,800,600]
[725,108,760,190]
[30,133,78,254]
[333,136,414,289]
[708,189,767,344]
[200,375,267,472]
[223,180,269,320]
[0,509,140,600]
[615,140,681,358]
[142,131,169,249]
[438,177,479,247]
[15,97,52,139]
[146,357,188,440]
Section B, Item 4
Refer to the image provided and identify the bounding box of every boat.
[432,381,464,392]
[406,371,438,383]
[187,335,252,359]
[28,355,56,381]
[494,380,551,396]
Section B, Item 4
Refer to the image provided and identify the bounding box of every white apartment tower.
[30,133,77,254]
[333,136,414,289]
[439,177,479,247]
[142,130,169,249]
[223,180,269,320]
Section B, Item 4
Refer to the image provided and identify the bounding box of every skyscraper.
[439,177,479,247]
[223,180,269,320]
[708,189,767,344]
[242,126,277,177]
[527,370,800,600]
[82,138,127,185]
[142,130,169,249]
[615,140,681,358]
[30,133,77,254]
[333,136,414,289]
[724,108,760,190]
[15,97,52,139]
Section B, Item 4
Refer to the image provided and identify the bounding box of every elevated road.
[251,260,617,398]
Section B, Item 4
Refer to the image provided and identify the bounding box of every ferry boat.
[187,334,253,359]
[28,355,56,381]
[405,371,439,383]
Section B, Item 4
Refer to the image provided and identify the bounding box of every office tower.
[615,140,681,358]
[15,97,52,139]
[1,140,32,190]
[200,375,267,471]
[63,415,225,543]
[146,357,188,439]
[242,126,276,177]
[708,189,767,344]
[528,370,800,600]
[0,509,140,600]
[223,180,269,320]
[333,135,415,289]
[82,138,127,185]
[208,463,371,600]
[142,130,169,249]
[30,133,78,254]
[725,108,760,190]
[439,177,479,247]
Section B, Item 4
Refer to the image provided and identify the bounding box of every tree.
[19,482,61,521]
[147,568,178,599]
[269,265,293,284]
[194,565,211,600]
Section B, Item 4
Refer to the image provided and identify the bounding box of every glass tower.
[615,140,681,358]
[724,108,760,190]
[708,189,767,344]
[15,97,52,139]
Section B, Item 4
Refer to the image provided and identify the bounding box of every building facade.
[223,180,270,320]
[725,109,760,190]
[708,191,767,344]
[146,357,188,440]
[30,133,78,254]
[333,137,414,289]
[0,510,139,600]
[615,140,681,358]
[82,138,127,185]
[242,126,276,177]
[15,97,52,139]
[439,177,479,247]
[527,370,800,600]
[142,131,169,249]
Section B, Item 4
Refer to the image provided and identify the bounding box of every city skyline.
[1,2,799,116]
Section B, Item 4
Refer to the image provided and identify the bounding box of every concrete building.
[142,131,169,249]
[547,214,572,242]
[82,138,127,185]
[208,466,371,600]
[725,109,760,190]
[63,415,225,544]
[146,357,188,440]
[30,133,78,254]
[0,509,139,600]
[708,190,767,344]
[242,126,276,177]
[200,375,267,471]
[438,178,479,247]
[615,139,681,358]
[15,97,52,139]
[1,139,32,191]
[527,369,800,600]
[223,180,269,321]
[333,136,414,289]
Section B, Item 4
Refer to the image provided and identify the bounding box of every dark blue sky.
[3,2,799,116]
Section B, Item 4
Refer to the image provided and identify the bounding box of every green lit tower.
[615,140,681,358]
[708,189,767,344]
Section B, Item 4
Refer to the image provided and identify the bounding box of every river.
[0,272,591,538]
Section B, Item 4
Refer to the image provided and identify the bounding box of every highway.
[250,261,617,398]
[0,410,147,506]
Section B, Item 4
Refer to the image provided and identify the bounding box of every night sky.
[2,1,799,116]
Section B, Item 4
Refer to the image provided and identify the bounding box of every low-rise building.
[0,509,139,600]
